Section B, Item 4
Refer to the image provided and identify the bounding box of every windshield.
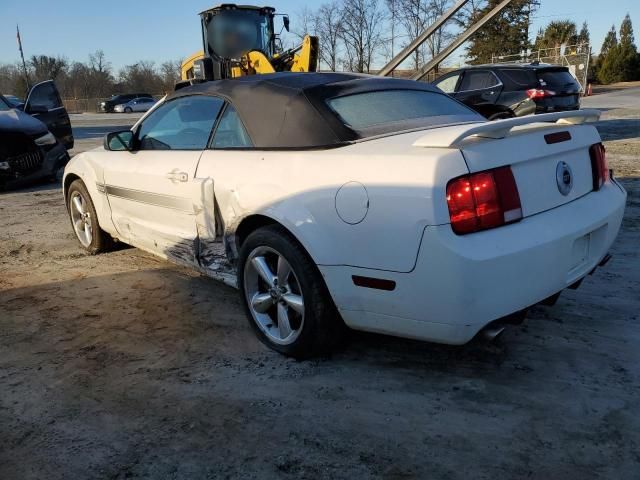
[327,90,482,134]
[206,9,272,59]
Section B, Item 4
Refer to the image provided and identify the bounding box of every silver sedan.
[114,97,157,113]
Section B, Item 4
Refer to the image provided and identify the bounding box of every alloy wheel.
[243,246,305,345]
[70,191,93,247]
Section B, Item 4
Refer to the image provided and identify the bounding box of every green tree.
[532,20,578,62]
[466,0,540,64]
[597,15,639,84]
[595,25,618,83]
[577,21,590,52]
[618,13,639,81]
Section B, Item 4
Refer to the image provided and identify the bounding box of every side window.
[459,71,500,91]
[28,81,62,110]
[212,104,253,149]
[137,95,223,150]
[434,73,460,94]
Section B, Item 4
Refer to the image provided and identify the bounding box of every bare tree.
[87,50,113,98]
[160,59,183,93]
[339,0,386,72]
[314,1,343,71]
[30,55,68,82]
[117,61,163,94]
[394,0,454,73]
[293,6,317,42]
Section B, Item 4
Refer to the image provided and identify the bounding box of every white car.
[113,97,157,113]
[63,73,626,358]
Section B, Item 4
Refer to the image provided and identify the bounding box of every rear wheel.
[67,180,113,254]
[238,225,344,358]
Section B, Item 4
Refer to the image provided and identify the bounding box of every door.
[454,70,502,107]
[103,95,224,263]
[25,80,74,149]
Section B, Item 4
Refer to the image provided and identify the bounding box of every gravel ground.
[0,105,639,479]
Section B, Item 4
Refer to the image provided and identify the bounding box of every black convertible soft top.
[170,72,464,149]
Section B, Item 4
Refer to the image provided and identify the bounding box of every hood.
[0,108,48,136]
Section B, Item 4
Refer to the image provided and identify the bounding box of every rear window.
[500,69,537,87]
[537,70,579,88]
[326,90,480,132]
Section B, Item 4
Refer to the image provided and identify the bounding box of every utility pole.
[16,25,30,89]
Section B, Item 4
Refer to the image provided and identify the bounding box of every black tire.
[67,179,114,254]
[124,107,132,113]
[238,225,344,358]
[487,111,513,121]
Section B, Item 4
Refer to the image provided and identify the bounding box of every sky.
[0,0,638,71]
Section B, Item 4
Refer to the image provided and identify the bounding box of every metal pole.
[16,25,30,89]
[378,0,469,77]
[411,0,516,80]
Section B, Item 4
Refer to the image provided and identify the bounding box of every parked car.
[99,93,153,113]
[114,97,157,113]
[63,73,625,358]
[432,63,582,120]
[1,81,72,189]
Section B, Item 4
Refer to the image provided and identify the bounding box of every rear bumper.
[320,180,627,344]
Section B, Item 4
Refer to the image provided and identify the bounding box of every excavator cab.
[204,5,277,61]
[181,4,317,84]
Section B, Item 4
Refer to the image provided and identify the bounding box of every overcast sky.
[1,0,638,71]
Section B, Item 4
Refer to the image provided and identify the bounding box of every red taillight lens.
[589,143,609,191]
[526,88,556,99]
[446,166,522,235]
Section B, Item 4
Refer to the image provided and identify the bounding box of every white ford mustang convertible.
[63,73,626,357]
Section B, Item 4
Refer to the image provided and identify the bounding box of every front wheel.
[124,107,132,113]
[67,180,113,254]
[238,225,344,358]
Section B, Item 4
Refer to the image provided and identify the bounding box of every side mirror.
[27,104,48,114]
[283,16,290,32]
[105,130,134,151]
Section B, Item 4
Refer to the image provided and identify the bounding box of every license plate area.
[570,234,590,270]
[567,224,607,282]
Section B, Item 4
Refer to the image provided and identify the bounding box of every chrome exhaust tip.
[481,326,505,341]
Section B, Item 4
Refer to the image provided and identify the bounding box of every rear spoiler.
[413,109,601,148]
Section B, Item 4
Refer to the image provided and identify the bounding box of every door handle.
[166,170,188,183]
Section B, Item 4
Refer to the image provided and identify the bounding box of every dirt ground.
[1,106,639,479]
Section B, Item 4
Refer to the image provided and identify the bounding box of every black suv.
[1,80,73,189]
[432,63,582,120]
[100,93,153,113]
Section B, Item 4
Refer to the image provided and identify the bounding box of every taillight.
[446,166,522,235]
[526,88,556,99]
[589,143,609,191]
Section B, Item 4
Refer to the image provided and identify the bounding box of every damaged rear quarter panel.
[195,137,468,273]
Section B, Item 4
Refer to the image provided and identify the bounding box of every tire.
[238,225,344,358]
[67,179,114,254]
[124,107,133,113]
[487,111,513,121]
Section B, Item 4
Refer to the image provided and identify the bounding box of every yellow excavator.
[180,4,319,83]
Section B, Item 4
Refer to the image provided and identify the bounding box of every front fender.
[63,151,117,237]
